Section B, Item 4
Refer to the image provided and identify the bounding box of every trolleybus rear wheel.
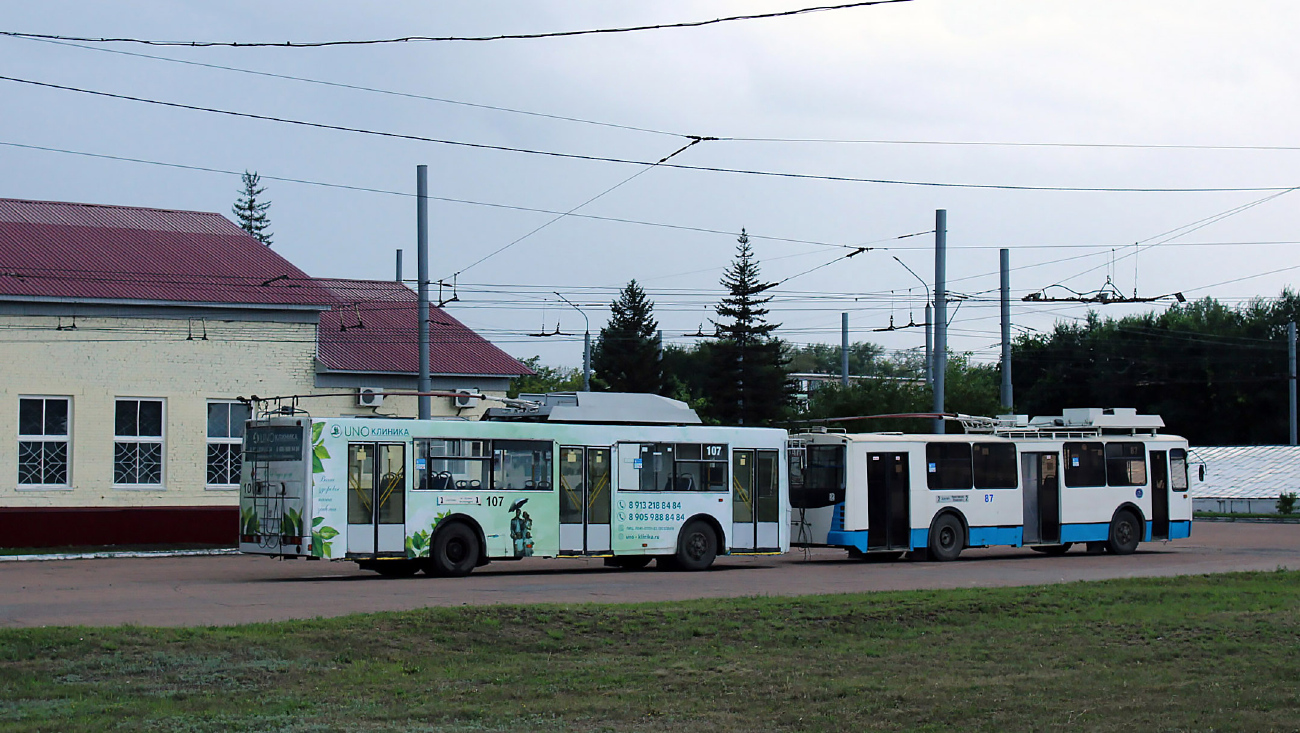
[429,523,480,577]
[1106,510,1141,555]
[927,514,964,562]
[671,520,717,571]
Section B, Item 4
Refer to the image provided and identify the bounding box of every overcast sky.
[3,1,1298,369]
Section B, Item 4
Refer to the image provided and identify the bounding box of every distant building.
[1190,445,1300,514]
[789,372,922,405]
[0,197,530,548]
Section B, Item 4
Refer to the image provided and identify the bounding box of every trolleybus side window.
[1170,448,1189,492]
[1063,442,1106,487]
[635,443,727,491]
[1105,442,1147,486]
[415,438,488,490]
[972,442,1017,489]
[926,442,972,490]
[492,440,553,491]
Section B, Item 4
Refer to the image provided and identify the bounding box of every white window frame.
[17,395,72,490]
[113,397,166,489]
[206,400,249,490]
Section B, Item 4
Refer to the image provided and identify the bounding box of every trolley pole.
[841,312,850,386]
[932,210,947,434]
[1000,248,1013,411]
[417,165,432,420]
[1290,322,1296,445]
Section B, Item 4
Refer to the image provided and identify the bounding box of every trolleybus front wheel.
[668,520,717,571]
[1106,510,1141,555]
[927,514,965,562]
[428,522,480,577]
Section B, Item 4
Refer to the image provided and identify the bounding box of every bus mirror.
[1198,465,1205,481]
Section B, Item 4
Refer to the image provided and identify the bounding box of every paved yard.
[2,521,1295,627]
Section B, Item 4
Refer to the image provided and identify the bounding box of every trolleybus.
[790,408,1192,561]
[239,392,788,576]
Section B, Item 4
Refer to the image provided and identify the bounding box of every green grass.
[1194,510,1299,520]
[3,571,1300,731]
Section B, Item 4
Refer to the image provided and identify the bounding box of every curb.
[0,548,240,563]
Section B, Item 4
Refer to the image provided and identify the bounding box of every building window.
[114,399,164,486]
[207,401,250,488]
[18,396,70,487]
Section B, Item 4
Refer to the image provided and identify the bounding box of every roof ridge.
[0,197,227,219]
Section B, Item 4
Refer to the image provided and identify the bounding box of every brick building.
[0,198,530,548]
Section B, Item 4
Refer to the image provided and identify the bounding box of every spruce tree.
[707,230,791,425]
[591,279,663,393]
[232,170,273,246]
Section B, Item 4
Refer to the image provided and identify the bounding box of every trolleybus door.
[559,446,613,554]
[1150,450,1170,540]
[866,452,910,551]
[732,449,782,551]
[346,442,407,556]
[1021,452,1060,544]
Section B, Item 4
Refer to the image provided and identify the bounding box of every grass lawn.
[3,571,1300,732]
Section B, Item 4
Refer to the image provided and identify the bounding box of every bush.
[1278,491,1299,515]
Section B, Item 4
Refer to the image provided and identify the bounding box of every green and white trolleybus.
[239,392,788,576]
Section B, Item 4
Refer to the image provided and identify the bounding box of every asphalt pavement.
[2,521,1296,627]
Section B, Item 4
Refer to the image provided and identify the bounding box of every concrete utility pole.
[1290,322,1296,445]
[841,312,850,386]
[417,166,431,419]
[1000,248,1013,411]
[932,209,947,434]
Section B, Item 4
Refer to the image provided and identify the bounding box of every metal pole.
[932,210,947,434]
[417,166,431,420]
[554,292,590,392]
[1290,322,1296,445]
[841,312,850,386]
[924,302,933,387]
[582,330,591,392]
[395,249,403,284]
[1000,248,1013,411]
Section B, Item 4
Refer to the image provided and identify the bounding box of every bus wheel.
[430,523,480,577]
[605,556,652,570]
[673,521,718,571]
[372,560,419,578]
[1030,543,1073,556]
[928,514,964,562]
[1106,511,1141,555]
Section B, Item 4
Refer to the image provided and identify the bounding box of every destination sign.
[245,426,305,462]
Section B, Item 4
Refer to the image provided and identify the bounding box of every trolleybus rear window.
[1105,442,1147,486]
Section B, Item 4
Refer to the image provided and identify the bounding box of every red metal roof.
[0,198,330,307]
[316,279,532,377]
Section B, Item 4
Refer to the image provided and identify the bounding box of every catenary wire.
[2,76,1294,193]
[0,1,911,47]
